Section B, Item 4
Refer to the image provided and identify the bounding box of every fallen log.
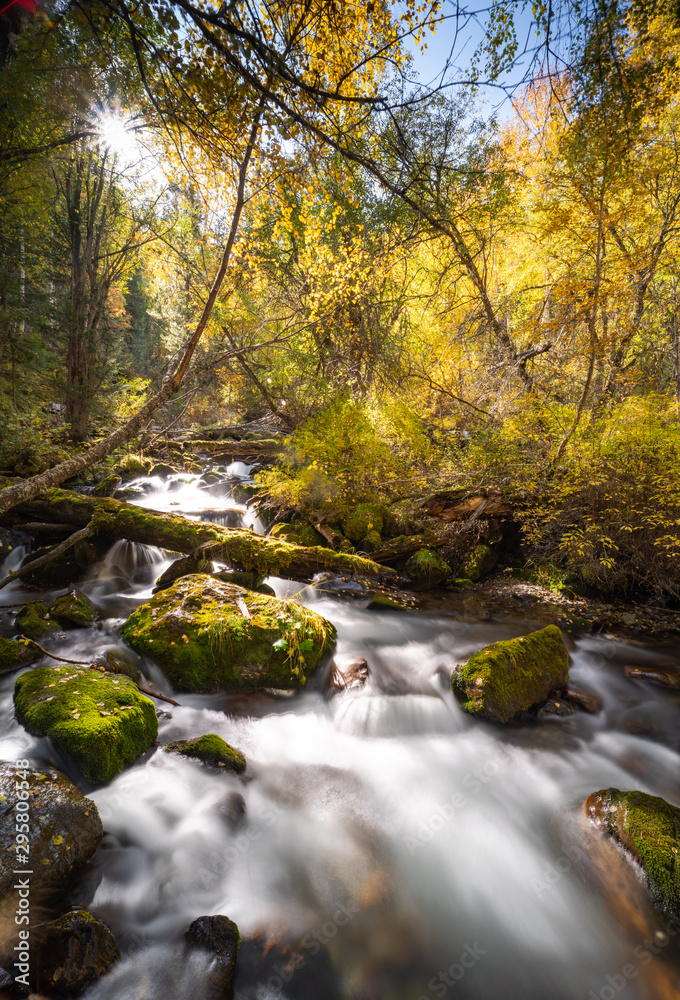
[0,482,396,585]
[158,439,283,459]
[0,525,92,591]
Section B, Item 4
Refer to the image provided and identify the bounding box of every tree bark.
[0,483,397,584]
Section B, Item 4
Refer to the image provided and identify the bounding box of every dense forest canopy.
[2,0,680,597]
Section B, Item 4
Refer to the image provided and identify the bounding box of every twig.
[0,525,92,592]
[21,639,181,706]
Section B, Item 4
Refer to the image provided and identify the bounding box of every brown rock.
[327,658,369,697]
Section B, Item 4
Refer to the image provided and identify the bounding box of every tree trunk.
[0,482,397,584]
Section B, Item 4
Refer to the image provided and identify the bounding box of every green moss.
[269,523,326,548]
[164,734,246,773]
[121,575,336,694]
[591,788,680,918]
[359,529,382,552]
[14,664,158,784]
[343,503,388,543]
[451,625,569,723]
[49,591,95,628]
[404,548,451,589]
[463,544,498,582]
[0,636,39,675]
[113,455,152,477]
[92,474,122,497]
[15,603,59,640]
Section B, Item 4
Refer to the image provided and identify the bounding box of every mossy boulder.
[14,665,158,784]
[15,603,59,640]
[92,473,122,497]
[586,788,680,919]
[269,523,325,548]
[463,544,498,582]
[164,734,246,774]
[48,590,96,628]
[451,625,569,723]
[342,503,388,544]
[154,556,214,592]
[358,529,382,553]
[19,539,108,589]
[120,575,336,694]
[231,482,262,504]
[0,764,103,899]
[213,570,275,596]
[404,548,452,590]
[0,636,39,675]
[113,455,151,478]
[32,909,120,995]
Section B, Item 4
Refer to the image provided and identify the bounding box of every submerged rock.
[327,658,370,697]
[623,665,680,690]
[451,625,569,723]
[91,648,143,684]
[48,590,96,628]
[120,575,336,694]
[14,665,158,784]
[164,734,246,774]
[586,788,680,919]
[0,636,39,676]
[14,603,59,641]
[563,685,603,713]
[33,908,120,995]
[0,764,103,900]
[404,549,451,589]
[185,915,240,1000]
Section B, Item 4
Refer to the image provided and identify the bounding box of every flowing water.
[1,462,679,1000]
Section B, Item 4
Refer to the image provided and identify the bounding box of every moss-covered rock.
[19,538,108,589]
[0,764,103,899]
[451,625,569,723]
[149,463,178,477]
[153,556,213,593]
[213,570,275,596]
[586,788,680,919]
[0,636,40,675]
[48,590,96,628]
[404,549,452,590]
[92,473,122,497]
[14,665,158,784]
[164,734,246,773]
[342,503,388,544]
[32,908,120,995]
[120,574,336,694]
[231,482,263,504]
[113,455,151,477]
[358,529,382,553]
[269,523,325,548]
[15,603,59,640]
[463,544,498,582]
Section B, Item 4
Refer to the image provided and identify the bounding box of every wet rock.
[0,964,29,997]
[185,915,240,1000]
[19,539,107,589]
[0,636,39,676]
[48,590,96,629]
[230,482,262,504]
[403,549,451,590]
[585,788,680,919]
[217,791,247,829]
[149,463,178,477]
[462,543,498,583]
[623,665,680,690]
[92,473,122,497]
[537,698,574,717]
[14,664,158,784]
[163,734,246,774]
[327,658,369,696]
[120,575,336,694]
[32,908,120,995]
[153,556,213,592]
[91,648,143,684]
[451,625,570,723]
[213,569,269,595]
[563,685,602,713]
[0,764,103,900]
[14,603,59,641]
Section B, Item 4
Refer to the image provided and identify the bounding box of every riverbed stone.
[0,764,103,901]
[451,625,570,723]
[14,665,158,784]
[586,788,680,919]
[163,734,246,773]
[14,603,59,641]
[0,636,39,676]
[32,908,120,995]
[185,915,240,1000]
[120,575,336,694]
[48,590,96,628]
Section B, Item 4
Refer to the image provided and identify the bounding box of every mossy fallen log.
[0,480,396,585]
